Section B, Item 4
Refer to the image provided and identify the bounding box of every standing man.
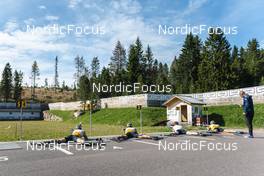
[239,90,254,138]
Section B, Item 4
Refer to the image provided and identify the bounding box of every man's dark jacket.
[242,94,254,114]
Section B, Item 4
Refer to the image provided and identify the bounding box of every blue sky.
[0,0,264,87]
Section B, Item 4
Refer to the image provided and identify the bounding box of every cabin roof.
[163,95,206,106]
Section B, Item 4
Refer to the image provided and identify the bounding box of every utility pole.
[54,56,59,92]
[17,100,26,141]
[204,106,209,125]
[89,101,92,136]
[20,104,23,141]
[137,104,143,134]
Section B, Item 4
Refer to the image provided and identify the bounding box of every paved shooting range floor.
[1,133,264,176]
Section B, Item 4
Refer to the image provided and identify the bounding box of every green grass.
[206,104,264,128]
[185,125,207,131]
[50,107,167,126]
[0,107,169,141]
[0,121,169,141]
[1,104,264,142]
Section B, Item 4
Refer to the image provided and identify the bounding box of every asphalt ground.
[1,132,264,176]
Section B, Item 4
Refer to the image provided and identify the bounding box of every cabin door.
[181,105,188,122]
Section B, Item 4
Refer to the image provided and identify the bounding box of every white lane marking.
[54,146,74,155]
[113,146,123,150]
[0,156,8,162]
[186,136,216,141]
[221,136,235,139]
[132,140,159,146]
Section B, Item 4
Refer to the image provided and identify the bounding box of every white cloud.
[38,5,46,10]
[24,18,35,25]
[260,40,264,48]
[0,30,67,52]
[188,0,208,10]
[64,0,178,64]
[181,0,209,17]
[45,15,59,21]
[0,26,73,85]
[0,0,183,86]
[68,0,83,9]
[110,0,141,14]
[4,19,18,32]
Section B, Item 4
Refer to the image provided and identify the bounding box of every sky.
[0,0,264,87]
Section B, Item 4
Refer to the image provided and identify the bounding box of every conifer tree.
[0,63,13,101]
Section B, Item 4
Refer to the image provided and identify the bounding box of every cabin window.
[176,107,180,110]
[31,112,34,115]
[9,112,12,115]
[194,107,199,114]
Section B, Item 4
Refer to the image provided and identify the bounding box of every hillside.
[50,105,264,128]
[1,105,263,141]
[0,107,168,141]
[22,87,76,103]
[50,107,167,127]
[206,104,264,128]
